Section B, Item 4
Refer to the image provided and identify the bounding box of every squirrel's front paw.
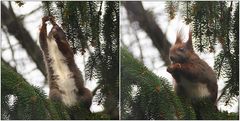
[167,63,181,73]
[167,66,173,73]
[42,16,49,23]
[48,16,57,25]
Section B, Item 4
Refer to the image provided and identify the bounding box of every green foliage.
[182,1,193,24]
[191,98,238,120]
[165,1,178,20]
[166,1,239,107]
[42,1,102,54]
[42,1,53,17]
[1,62,110,120]
[214,2,239,105]
[99,2,119,119]
[85,2,119,119]
[2,61,49,119]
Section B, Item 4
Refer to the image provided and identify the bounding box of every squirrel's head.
[50,25,66,42]
[169,29,196,64]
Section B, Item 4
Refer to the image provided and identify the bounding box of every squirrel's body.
[171,58,217,102]
[47,34,79,106]
[39,16,92,108]
[167,29,218,103]
[176,76,211,98]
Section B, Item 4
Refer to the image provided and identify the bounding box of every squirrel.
[39,16,92,109]
[167,28,218,105]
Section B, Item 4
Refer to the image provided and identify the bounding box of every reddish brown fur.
[39,16,92,108]
[167,29,218,103]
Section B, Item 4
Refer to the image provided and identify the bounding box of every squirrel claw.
[167,63,181,73]
[167,65,174,73]
[42,16,56,25]
[42,16,49,23]
[176,63,181,68]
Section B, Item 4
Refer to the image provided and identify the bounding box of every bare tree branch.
[17,6,42,22]
[133,30,144,63]
[1,3,46,77]
[123,1,171,65]
[2,27,17,67]
[1,57,17,72]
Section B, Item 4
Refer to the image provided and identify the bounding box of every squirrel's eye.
[179,48,184,51]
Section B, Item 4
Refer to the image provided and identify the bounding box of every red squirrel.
[167,28,218,104]
[39,16,92,108]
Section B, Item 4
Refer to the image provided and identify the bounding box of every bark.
[123,1,171,65]
[1,3,46,77]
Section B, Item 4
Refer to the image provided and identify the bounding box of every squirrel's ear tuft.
[175,30,183,44]
[187,29,193,50]
[175,33,182,44]
[175,27,186,44]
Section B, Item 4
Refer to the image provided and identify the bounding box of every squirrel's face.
[169,42,192,64]
[169,30,194,64]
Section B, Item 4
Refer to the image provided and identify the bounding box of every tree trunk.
[123,1,171,65]
[1,3,46,77]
